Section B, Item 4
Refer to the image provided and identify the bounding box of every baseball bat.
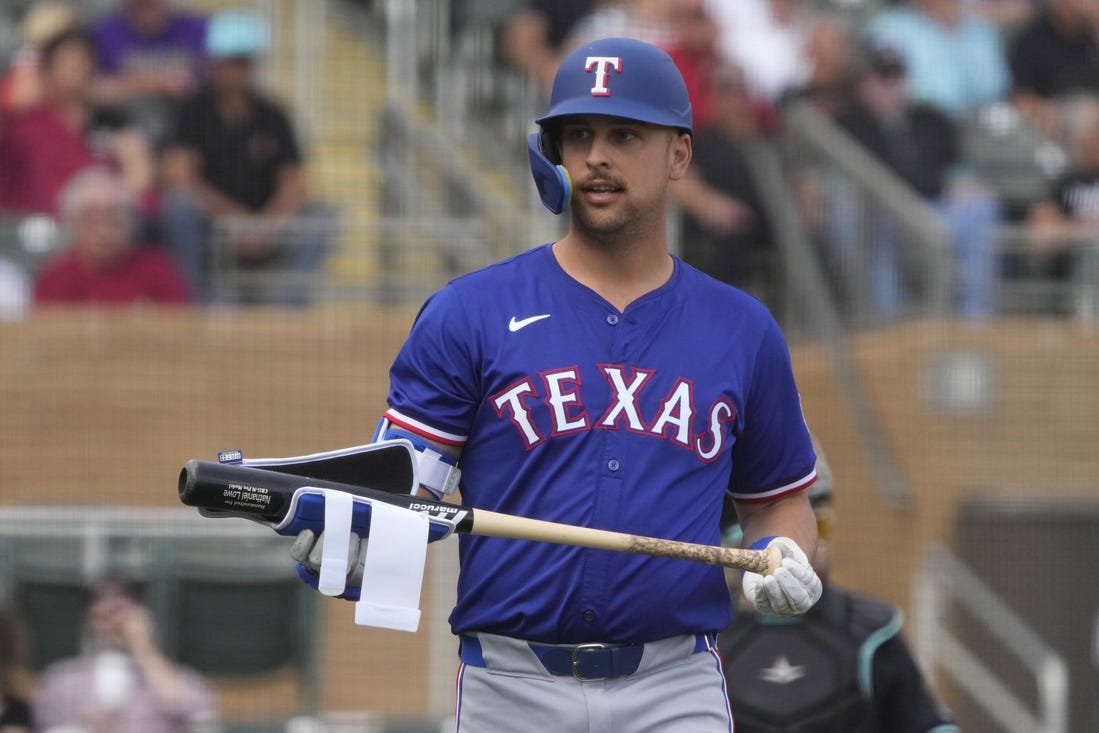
[179,459,782,575]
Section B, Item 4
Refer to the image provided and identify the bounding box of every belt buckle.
[571,642,608,681]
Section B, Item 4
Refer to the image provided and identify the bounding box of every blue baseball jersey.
[384,243,816,644]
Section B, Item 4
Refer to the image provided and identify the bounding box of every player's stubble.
[569,177,670,254]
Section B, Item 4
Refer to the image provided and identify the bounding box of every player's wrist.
[746,535,778,552]
[742,536,778,578]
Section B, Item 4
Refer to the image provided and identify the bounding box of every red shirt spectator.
[665,0,721,130]
[33,167,190,305]
[0,102,101,215]
[0,27,154,217]
[34,247,189,304]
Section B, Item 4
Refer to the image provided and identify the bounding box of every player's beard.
[570,188,659,251]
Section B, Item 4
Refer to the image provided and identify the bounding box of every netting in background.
[1,1,1097,732]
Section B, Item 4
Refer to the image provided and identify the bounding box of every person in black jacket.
[718,436,959,733]
[160,9,334,304]
[1008,0,1099,139]
[825,44,1001,320]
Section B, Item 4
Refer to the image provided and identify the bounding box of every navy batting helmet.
[528,37,693,214]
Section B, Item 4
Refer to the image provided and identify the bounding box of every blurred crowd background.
[0,0,1098,732]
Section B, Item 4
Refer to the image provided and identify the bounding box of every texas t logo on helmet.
[585,56,622,96]
[527,37,693,214]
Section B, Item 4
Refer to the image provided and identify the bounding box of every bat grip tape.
[316,489,429,631]
[318,490,355,595]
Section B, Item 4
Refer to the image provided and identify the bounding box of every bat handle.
[711,544,783,575]
[764,544,783,576]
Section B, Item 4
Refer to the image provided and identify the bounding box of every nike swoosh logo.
[508,314,551,332]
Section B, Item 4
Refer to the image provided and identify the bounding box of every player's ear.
[668,131,692,181]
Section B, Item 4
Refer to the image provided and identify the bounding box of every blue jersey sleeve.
[385,285,479,446]
[728,317,816,501]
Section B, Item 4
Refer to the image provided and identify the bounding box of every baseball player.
[294,37,822,732]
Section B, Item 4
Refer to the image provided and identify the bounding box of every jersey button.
[582,609,597,623]
[607,459,620,471]
[606,314,619,325]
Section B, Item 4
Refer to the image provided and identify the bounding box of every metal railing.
[0,505,286,585]
[915,543,1068,733]
[781,100,954,327]
[208,207,340,305]
[758,114,916,508]
[373,0,556,303]
[254,0,327,146]
[995,226,1099,321]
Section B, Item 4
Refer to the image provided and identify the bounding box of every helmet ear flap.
[527,131,571,215]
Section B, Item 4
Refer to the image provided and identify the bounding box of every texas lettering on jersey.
[490,363,737,462]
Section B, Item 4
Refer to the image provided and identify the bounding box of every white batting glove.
[289,529,368,587]
[741,536,822,615]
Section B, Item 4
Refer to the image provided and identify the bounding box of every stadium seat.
[172,576,308,677]
[163,535,316,679]
[12,577,90,670]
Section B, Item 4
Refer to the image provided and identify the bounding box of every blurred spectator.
[864,0,1010,118]
[33,578,216,733]
[705,0,818,105]
[0,1,79,113]
[0,27,154,217]
[830,46,1000,319]
[782,16,857,122]
[0,606,31,733]
[1008,0,1099,140]
[560,0,673,55]
[718,438,959,733]
[0,258,31,321]
[663,0,721,130]
[1024,95,1099,316]
[499,0,595,92]
[160,9,332,304]
[89,0,209,146]
[34,167,190,305]
[673,64,777,304]
[971,0,1038,27]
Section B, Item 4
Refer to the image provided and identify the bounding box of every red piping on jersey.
[384,409,467,447]
[730,471,817,504]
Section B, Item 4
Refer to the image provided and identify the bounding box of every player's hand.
[741,537,822,615]
[289,528,368,587]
